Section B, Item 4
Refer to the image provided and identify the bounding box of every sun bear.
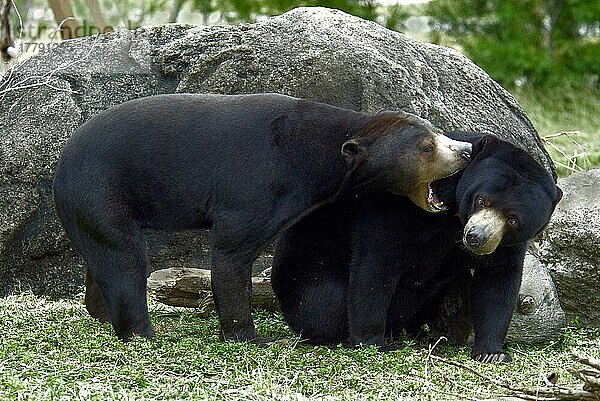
[53,93,472,341]
[271,132,561,362]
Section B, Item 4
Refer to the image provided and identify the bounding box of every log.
[147,268,279,316]
[572,355,600,393]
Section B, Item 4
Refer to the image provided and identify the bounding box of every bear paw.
[472,352,512,363]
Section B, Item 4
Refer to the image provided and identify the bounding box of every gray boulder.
[507,250,566,343]
[0,6,561,342]
[541,169,600,327]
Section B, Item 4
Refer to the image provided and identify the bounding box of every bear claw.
[472,352,511,363]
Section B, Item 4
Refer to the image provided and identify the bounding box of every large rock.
[541,169,600,327]
[0,7,555,307]
[506,250,566,343]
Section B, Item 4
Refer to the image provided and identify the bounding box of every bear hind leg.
[68,216,154,341]
[84,268,110,323]
[91,242,154,341]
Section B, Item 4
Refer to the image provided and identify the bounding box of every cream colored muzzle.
[433,132,472,177]
[463,208,507,255]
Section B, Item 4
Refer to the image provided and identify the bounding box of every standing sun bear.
[271,132,562,362]
[53,93,472,342]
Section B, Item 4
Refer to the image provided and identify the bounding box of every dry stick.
[543,131,582,140]
[573,356,600,371]
[430,355,600,401]
[544,131,587,155]
[541,131,588,172]
[422,337,447,394]
[422,338,499,401]
[541,139,583,173]
[564,134,586,151]
[0,33,101,98]
[426,344,505,400]
[574,371,600,390]
[571,355,600,393]
[435,360,505,399]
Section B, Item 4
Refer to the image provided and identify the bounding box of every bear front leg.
[470,246,526,363]
[347,252,401,349]
[210,248,258,342]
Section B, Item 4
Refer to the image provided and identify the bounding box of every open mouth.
[427,182,448,212]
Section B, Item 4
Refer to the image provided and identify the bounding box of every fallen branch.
[430,354,600,400]
[572,355,600,393]
[541,131,588,173]
[147,268,279,315]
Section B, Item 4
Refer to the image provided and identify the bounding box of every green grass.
[1,294,598,400]
[514,87,600,177]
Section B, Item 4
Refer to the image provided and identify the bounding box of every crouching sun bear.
[271,133,561,363]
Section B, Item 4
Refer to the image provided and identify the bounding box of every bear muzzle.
[434,134,473,176]
[463,208,506,255]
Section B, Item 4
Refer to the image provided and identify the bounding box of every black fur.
[271,132,562,362]
[53,93,460,341]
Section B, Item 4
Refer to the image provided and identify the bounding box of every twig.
[431,355,600,400]
[573,355,600,371]
[423,338,504,401]
[541,131,588,173]
[0,33,101,99]
[543,131,581,140]
[571,355,600,393]
[423,337,447,396]
[543,131,586,153]
[541,139,585,172]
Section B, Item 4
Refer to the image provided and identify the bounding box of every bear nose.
[465,231,481,247]
[459,143,472,160]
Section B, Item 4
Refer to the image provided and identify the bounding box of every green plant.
[426,0,600,89]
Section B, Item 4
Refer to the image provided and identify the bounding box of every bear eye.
[475,196,485,207]
[421,143,435,153]
[507,217,520,229]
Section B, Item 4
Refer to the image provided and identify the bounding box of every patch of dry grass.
[0,294,598,400]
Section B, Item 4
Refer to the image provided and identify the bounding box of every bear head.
[454,135,562,255]
[341,111,472,212]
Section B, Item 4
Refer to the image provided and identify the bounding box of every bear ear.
[341,139,365,162]
[471,135,497,157]
[554,186,563,206]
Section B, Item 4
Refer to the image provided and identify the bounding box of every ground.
[0,294,598,401]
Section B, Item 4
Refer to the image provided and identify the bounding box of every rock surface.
[0,7,563,341]
[541,169,600,327]
[507,250,566,343]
